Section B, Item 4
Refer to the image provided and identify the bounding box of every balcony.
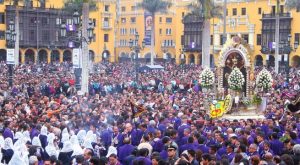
[183,44,202,52]
[262,12,291,19]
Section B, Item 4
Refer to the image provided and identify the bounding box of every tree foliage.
[285,0,300,11]
[187,0,223,20]
[63,0,97,15]
[137,0,172,15]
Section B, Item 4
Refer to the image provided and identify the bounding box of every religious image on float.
[223,52,247,94]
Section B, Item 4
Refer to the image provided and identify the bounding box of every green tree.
[188,0,222,67]
[63,0,97,15]
[137,0,172,65]
[285,0,300,11]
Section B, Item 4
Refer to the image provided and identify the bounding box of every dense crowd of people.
[0,61,299,165]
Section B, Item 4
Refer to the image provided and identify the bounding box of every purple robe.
[118,144,135,163]
[3,128,13,140]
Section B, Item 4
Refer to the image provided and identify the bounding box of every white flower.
[228,67,245,91]
[256,68,273,91]
[200,68,215,88]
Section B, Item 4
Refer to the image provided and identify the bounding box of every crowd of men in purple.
[0,62,300,165]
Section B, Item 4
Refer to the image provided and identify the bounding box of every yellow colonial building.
[0,0,299,69]
[0,0,117,63]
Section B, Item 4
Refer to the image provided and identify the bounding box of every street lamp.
[6,19,16,87]
[60,11,95,92]
[281,34,299,83]
[73,11,80,25]
[129,32,145,85]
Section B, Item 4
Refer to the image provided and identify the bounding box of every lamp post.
[60,10,95,92]
[129,32,145,85]
[282,34,299,83]
[48,41,56,64]
[6,20,16,87]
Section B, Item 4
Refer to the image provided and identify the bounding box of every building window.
[42,30,49,41]
[166,17,172,23]
[131,6,136,11]
[258,8,262,14]
[241,8,246,15]
[56,18,61,25]
[295,33,300,45]
[130,17,136,23]
[166,28,172,35]
[159,17,162,23]
[104,17,109,27]
[105,5,109,12]
[104,34,109,42]
[232,8,237,16]
[0,31,5,40]
[41,17,49,25]
[121,6,126,12]
[29,30,35,41]
[121,18,126,23]
[159,28,162,35]
[226,9,228,16]
[257,34,261,45]
[0,13,4,24]
[242,34,249,43]
[210,35,213,45]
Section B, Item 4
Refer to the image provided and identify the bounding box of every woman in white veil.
[77,130,86,147]
[45,133,58,159]
[0,136,4,162]
[32,136,46,161]
[58,141,73,165]
[1,138,14,164]
[70,135,83,157]
[9,142,29,165]
[39,125,48,149]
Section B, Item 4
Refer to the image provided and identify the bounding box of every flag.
[210,100,225,118]
[130,100,147,118]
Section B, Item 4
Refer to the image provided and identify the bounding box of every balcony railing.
[183,44,202,52]
[262,12,291,19]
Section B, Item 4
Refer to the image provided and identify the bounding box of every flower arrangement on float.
[200,68,215,88]
[228,67,245,91]
[256,68,273,91]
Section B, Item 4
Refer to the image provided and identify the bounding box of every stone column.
[59,53,63,63]
[186,55,190,64]
[246,67,250,97]
[195,54,200,65]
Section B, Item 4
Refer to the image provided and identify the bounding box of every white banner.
[272,42,276,49]
[72,48,81,68]
[284,54,288,62]
[6,49,15,65]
